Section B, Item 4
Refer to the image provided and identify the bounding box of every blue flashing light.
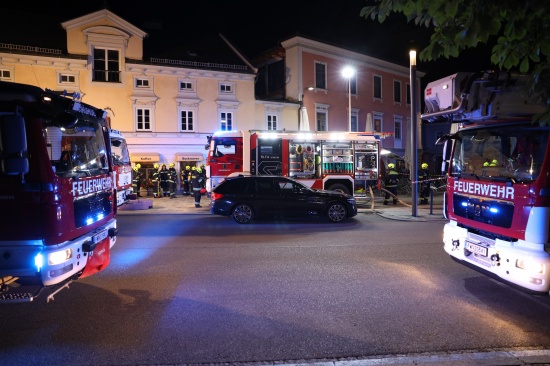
[489,207,499,213]
[86,217,93,225]
[461,202,468,207]
[34,253,43,272]
[97,213,104,221]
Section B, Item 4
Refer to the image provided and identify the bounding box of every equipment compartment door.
[256,138,283,175]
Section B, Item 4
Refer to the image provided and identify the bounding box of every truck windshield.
[451,125,549,183]
[111,137,130,166]
[45,123,109,177]
[211,138,237,157]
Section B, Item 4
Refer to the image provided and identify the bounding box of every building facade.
[1,8,428,189]
[257,36,424,172]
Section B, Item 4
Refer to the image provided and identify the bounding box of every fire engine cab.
[206,130,381,197]
[422,71,550,294]
[0,81,118,303]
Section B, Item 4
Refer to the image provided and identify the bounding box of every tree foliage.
[360,0,550,125]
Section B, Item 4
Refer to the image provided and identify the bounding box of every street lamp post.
[409,50,418,217]
[342,66,354,130]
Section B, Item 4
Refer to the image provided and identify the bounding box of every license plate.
[93,229,108,244]
[465,241,488,257]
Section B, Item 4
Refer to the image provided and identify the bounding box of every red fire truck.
[0,81,118,303]
[422,71,550,294]
[109,129,132,206]
[206,130,381,197]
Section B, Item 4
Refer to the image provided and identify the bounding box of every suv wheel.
[327,202,347,222]
[232,203,254,224]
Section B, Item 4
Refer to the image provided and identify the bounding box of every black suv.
[210,175,357,223]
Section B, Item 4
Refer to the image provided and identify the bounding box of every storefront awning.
[175,152,204,162]
[130,153,160,163]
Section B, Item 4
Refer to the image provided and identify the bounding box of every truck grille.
[453,194,514,228]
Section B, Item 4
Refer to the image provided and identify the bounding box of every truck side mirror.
[0,114,29,176]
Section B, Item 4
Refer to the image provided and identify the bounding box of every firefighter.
[199,164,207,189]
[181,165,191,196]
[168,163,177,198]
[159,164,170,197]
[151,163,160,198]
[384,163,399,205]
[419,162,430,205]
[190,166,203,207]
[132,163,142,197]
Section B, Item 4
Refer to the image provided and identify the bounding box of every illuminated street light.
[410,50,418,217]
[342,66,355,131]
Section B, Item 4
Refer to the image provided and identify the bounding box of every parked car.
[210,175,357,223]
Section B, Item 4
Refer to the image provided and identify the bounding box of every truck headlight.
[516,259,544,274]
[49,249,73,265]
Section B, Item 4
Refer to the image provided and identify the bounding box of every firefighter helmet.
[135,163,141,169]
[154,163,159,169]
[169,163,175,168]
[490,159,498,166]
[186,165,190,170]
[388,163,395,169]
[133,166,139,172]
[422,163,428,169]
[483,161,490,167]
[192,166,197,170]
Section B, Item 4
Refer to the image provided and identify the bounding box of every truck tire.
[232,203,254,224]
[327,183,350,195]
[326,202,347,222]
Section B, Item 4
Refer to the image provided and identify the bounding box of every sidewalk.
[117,192,447,222]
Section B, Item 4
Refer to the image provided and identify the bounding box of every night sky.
[3,0,493,84]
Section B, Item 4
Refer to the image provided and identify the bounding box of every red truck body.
[422,72,550,294]
[0,81,118,302]
[207,130,381,197]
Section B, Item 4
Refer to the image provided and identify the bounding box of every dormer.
[62,9,147,84]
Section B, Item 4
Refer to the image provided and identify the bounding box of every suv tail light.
[211,192,224,201]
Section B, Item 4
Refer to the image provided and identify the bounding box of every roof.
[0,4,251,73]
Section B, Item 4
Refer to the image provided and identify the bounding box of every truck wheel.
[232,203,254,224]
[327,183,350,195]
[327,202,347,222]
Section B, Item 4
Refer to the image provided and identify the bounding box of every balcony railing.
[150,57,248,71]
[0,42,62,55]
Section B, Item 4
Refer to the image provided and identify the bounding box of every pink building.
[256,36,424,167]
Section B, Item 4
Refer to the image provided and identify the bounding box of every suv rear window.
[215,178,250,194]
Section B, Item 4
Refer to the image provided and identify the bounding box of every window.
[315,61,327,89]
[350,74,357,95]
[267,114,278,130]
[56,71,78,90]
[135,108,152,131]
[180,81,193,91]
[394,116,402,140]
[350,111,358,132]
[373,75,382,99]
[60,74,76,84]
[406,83,411,105]
[136,78,150,88]
[315,104,329,131]
[179,109,194,132]
[220,83,232,93]
[93,48,120,83]
[0,68,13,81]
[316,111,327,131]
[373,112,383,133]
[393,80,402,103]
[220,111,233,131]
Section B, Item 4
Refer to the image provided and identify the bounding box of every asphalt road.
[1,213,550,366]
